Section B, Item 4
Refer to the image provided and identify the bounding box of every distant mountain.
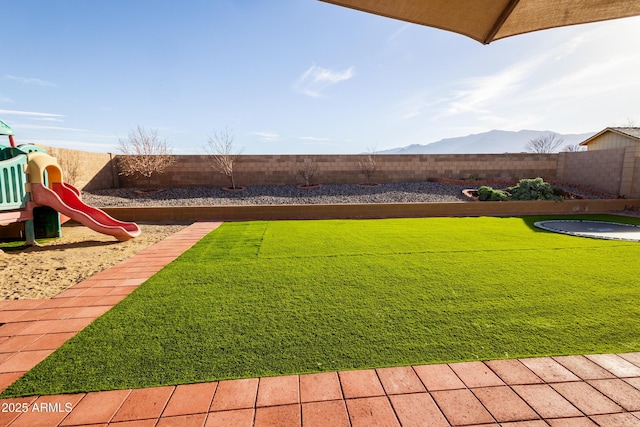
[378,129,595,154]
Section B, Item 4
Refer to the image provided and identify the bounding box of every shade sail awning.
[320,0,640,44]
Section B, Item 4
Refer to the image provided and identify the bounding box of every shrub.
[552,186,565,198]
[118,126,176,187]
[358,147,378,184]
[297,159,319,187]
[525,133,564,153]
[508,178,561,201]
[477,185,509,201]
[204,127,244,190]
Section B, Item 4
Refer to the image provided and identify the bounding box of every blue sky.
[1,0,640,154]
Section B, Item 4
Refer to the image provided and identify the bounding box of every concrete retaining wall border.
[102,199,640,223]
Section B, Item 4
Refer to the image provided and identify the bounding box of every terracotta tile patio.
[1,221,640,426]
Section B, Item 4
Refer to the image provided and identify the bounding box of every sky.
[1,1,640,154]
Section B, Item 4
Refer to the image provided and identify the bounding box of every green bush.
[477,185,509,201]
[552,186,565,198]
[508,178,561,201]
[476,178,561,202]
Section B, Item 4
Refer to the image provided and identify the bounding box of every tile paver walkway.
[1,221,640,426]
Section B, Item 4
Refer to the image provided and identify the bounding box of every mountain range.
[378,129,595,154]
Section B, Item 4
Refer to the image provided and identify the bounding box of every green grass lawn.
[0,238,55,251]
[3,215,640,397]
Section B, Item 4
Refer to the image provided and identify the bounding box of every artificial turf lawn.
[3,215,640,396]
[0,238,54,250]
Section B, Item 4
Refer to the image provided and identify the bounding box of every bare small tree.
[525,133,565,153]
[358,147,378,184]
[204,127,244,189]
[117,126,176,187]
[297,158,319,187]
[563,144,585,152]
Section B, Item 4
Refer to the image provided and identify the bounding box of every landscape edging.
[101,199,640,222]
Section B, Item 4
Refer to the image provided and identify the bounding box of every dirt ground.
[0,223,188,300]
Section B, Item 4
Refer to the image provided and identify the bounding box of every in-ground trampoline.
[534,220,640,242]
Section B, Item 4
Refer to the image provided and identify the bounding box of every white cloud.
[250,131,279,142]
[298,136,330,142]
[387,23,411,45]
[30,117,65,123]
[523,53,640,105]
[11,124,86,132]
[4,75,58,87]
[293,65,355,98]
[442,57,542,116]
[0,109,65,119]
[395,93,450,121]
[392,49,553,123]
[26,138,118,152]
[425,33,592,122]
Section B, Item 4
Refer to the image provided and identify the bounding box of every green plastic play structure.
[0,119,140,245]
[0,119,58,244]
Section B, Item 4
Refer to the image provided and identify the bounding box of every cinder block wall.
[116,153,559,188]
[622,146,640,198]
[29,146,639,198]
[557,148,627,196]
[44,147,117,190]
[634,157,640,198]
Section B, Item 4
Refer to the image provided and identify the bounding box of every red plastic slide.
[31,182,141,241]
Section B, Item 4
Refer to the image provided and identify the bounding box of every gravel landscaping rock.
[83,182,471,207]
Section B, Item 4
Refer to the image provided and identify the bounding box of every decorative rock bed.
[83,180,618,208]
[84,182,470,207]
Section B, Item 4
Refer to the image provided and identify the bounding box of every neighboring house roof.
[580,127,640,146]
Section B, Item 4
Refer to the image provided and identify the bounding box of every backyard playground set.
[0,119,140,244]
